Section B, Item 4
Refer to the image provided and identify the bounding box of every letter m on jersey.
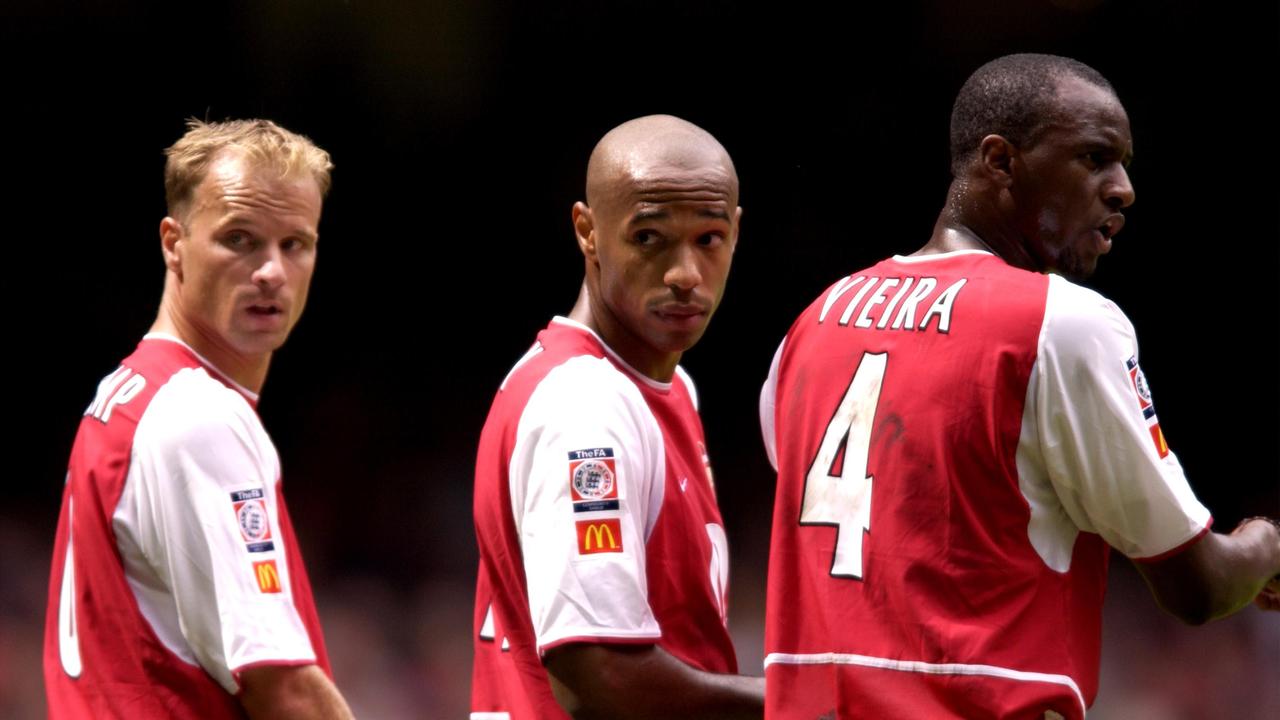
[800,352,886,579]
[576,519,623,555]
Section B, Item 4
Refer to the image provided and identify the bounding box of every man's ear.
[978,134,1017,187]
[159,217,184,279]
[729,206,743,254]
[572,201,597,261]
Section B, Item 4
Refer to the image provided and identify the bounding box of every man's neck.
[151,299,270,394]
[567,284,678,383]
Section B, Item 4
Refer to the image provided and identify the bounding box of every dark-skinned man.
[760,54,1280,719]
[472,115,764,720]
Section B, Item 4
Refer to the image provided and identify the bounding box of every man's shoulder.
[498,320,639,404]
[137,365,261,449]
[510,353,647,429]
[1043,274,1134,342]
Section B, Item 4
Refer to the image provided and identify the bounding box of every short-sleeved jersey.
[44,334,331,719]
[471,317,737,720]
[760,251,1211,719]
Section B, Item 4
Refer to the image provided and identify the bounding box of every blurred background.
[2,1,1276,717]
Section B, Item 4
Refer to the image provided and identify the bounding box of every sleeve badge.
[569,448,620,512]
[1125,356,1169,459]
[231,488,276,553]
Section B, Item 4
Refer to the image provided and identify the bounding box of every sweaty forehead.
[623,157,737,205]
[594,145,738,213]
[1045,76,1132,144]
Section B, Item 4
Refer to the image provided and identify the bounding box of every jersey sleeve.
[122,369,315,692]
[1031,276,1211,559]
[760,338,786,471]
[509,355,666,654]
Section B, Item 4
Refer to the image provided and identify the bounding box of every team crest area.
[569,448,620,512]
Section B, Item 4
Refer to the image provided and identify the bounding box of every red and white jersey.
[44,334,332,719]
[760,251,1210,719]
[472,317,737,720]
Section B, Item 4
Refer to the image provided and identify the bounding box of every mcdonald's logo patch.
[253,560,282,593]
[576,519,622,555]
[1150,423,1170,459]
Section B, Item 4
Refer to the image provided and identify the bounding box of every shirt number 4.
[800,352,886,579]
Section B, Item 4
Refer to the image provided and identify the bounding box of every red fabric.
[766,255,1104,719]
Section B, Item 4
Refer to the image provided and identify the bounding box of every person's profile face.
[1009,76,1135,281]
[590,160,739,371]
[173,154,323,359]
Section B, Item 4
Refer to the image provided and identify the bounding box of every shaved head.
[585,115,738,212]
[568,114,741,381]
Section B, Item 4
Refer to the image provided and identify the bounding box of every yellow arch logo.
[253,560,282,593]
[576,519,623,555]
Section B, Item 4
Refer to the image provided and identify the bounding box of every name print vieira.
[817,275,967,333]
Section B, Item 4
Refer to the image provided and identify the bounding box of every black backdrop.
[3,1,1277,716]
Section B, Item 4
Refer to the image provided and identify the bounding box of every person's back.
[762,250,1175,717]
[45,337,328,718]
[760,53,1280,719]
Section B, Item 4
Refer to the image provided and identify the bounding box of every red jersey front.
[44,335,331,719]
[472,317,737,719]
[761,251,1210,719]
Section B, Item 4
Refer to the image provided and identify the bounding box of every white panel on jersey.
[705,523,730,624]
[509,354,665,653]
[759,338,786,471]
[57,496,82,678]
[1017,275,1210,568]
[115,367,315,693]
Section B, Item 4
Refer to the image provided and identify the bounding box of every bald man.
[470,115,764,719]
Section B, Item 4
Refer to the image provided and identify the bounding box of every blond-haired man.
[44,119,353,719]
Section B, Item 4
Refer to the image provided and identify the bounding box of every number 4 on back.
[800,352,886,579]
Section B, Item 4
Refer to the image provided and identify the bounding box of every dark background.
[2,1,1277,717]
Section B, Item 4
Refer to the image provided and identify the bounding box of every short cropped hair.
[949,53,1113,176]
[164,118,334,220]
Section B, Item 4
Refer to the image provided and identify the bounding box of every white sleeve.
[1032,276,1210,559]
[510,356,665,654]
[119,369,315,692]
[760,338,786,471]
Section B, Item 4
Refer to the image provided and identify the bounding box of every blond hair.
[163,118,333,220]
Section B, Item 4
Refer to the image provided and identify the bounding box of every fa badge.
[569,448,620,512]
[231,488,275,553]
[1125,356,1169,458]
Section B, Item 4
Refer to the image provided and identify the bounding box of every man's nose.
[252,244,287,290]
[664,244,703,292]
[1104,164,1135,210]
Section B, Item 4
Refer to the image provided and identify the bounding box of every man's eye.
[698,232,725,247]
[634,230,661,245]
[224,232,250,248]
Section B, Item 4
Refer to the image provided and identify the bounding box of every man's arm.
[546,644,763,720]
[1135,517,1280,625]
[239,664,354,720]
